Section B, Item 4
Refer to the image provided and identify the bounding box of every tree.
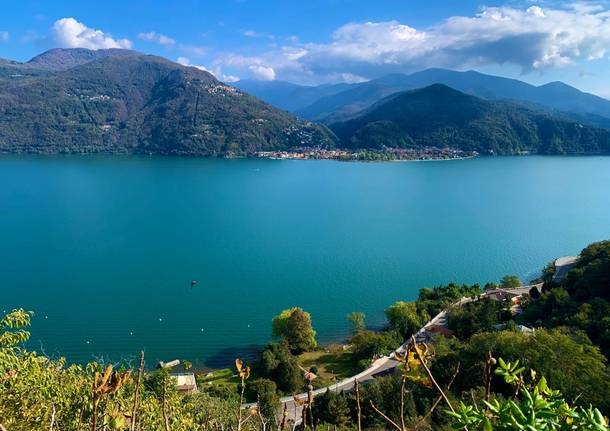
[259,342,304,393]
[417,283,482,316]
[311,389,351,427]
[500,275,522,289]
[346,312,365,334]
[271,308,294,338]
[246,379,279,423]
[565,240,610,300]
[350,330,403,362]
[442,328,610,412]
[384,301,429,339]
[272,307,317,353]
[357,374,422,429]
[446,298,504,339]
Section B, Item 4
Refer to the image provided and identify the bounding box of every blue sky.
[1,0,609,97]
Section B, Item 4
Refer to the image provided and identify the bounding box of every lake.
[1,155,609,368]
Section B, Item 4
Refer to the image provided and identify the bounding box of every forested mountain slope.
[329,84,610,155]
[0,51,336,156]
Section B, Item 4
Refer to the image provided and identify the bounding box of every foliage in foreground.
[1,307,609,431]
[0,309,248,431]
[448,358,608,430]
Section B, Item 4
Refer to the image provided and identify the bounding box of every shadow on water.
[202,344,264,370]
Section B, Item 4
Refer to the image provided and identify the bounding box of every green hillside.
[329,84,610,155]
[0,52,336,156]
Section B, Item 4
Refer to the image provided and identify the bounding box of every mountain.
[296,81,400,123]
[233,79,350,112]
[291,69,610,125]
[329,84,610,155]
[0,50,336,155]
[25,48,139,71]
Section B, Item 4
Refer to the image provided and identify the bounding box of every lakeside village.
[255,146,479,161]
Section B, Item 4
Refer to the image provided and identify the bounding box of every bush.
[436,328,610,412]
[246,378,279,422]
[350,330,403,362]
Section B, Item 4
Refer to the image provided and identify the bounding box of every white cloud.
[0,31,8,42]
[296,4,610,74]
[179,44,207,57]
[248,64,276,80]
[138,31,176,46]
[216,53,284,81]
[52,18,132,50]
[209,3,610,84]
[176,56,239,82]
[242,29,276,40]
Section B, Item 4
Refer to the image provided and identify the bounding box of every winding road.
[244,283,543,423]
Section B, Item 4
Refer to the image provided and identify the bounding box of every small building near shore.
[171,373,198,393]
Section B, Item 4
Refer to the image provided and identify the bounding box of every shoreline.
[254,147,480,162]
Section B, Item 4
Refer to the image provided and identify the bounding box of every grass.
[195,368,240,391]
[195,344,360,394]
[298,344,360,383]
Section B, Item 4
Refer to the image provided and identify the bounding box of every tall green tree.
[384,301,429,339]
[311,389,351,428]
[446,298,505,339]
[350,330,403,363]
[272,307,317,353]
[500,275,522,289]
[259,342,304,393]
[346,311,365,334]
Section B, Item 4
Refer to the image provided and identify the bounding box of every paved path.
[553,256,579,282]
[244,283,541,423]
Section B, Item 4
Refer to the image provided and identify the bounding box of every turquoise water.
[1,155,609,368]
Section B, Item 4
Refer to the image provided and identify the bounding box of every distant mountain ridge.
[234,79,350,112]
[0,49,336,155]
[241,69,610,127]
[1,48,609,157]
[25,48,139,71]
[329,84,610,155]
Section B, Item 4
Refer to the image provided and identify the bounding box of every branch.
[410,336,455,413]
[354,379,362,431]
[130,351,145,431]
[400,377,406,431]
[369,400,403,431]
[48,404,56,431]
[415,362,460,430]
